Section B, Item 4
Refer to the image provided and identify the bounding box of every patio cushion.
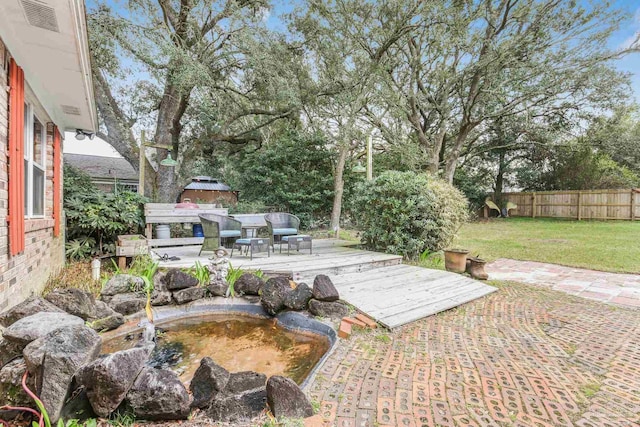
[282,235,310,242]
[235,238,252,245]
[220,230,242,238]
[273,228,298,235]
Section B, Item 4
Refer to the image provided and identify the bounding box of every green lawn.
[453,217,640,274]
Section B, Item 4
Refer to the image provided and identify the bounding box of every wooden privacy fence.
[501,189,640,220]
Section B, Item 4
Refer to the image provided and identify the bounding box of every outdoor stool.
[281,235,312,255]
[231,238,270,260]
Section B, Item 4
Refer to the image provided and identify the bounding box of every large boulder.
[77,346,152,417]
[266,375,314,419]
[308,299,349,319]
[172,287,206,305]
[0,338,22,368]
[85,301,124,332]
[23,325,101,423]
[283,283,313,311]
[164,269,198,291]
[107,292,146,315]
[235,274,265,296]
[3,311,84,348]
[190,357,231,409]
[88,314,125,332]
[93,300,118,319]
[126,367,190,420]
[102,274,144,296]
[0,296,64,327]
[208,279,228,297]
[45,288,98,320]
[227,371,267,394]
[260,276,291,316]
[206,387,267,423]
[151,273,172,306]
[312,275,339,302]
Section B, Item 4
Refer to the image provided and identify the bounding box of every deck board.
[155,239,496,328]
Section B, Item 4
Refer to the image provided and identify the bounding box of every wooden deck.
[154,239,496,329]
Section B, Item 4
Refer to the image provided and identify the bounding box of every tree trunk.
[152,80,191,202]
[330,143,350,238]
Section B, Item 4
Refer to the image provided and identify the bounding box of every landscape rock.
[164,269,198,291]
[0,338,22,368]
[266,375,314,419]
[283,283,313,311]
[235,273,265,295]
[23,325,101,423]
[107,292,146,315]
[77,346,152,417]
[261,276,291,316]
[0,296,64,327]
[190,357,231,409]
[102,274,144,296]
[227,371,267,394]
[206,387,267,422]
[88,314,124,332]
[312,275,339,302]
[93,300,118,319]
[45,288,99,320]
[207,279,228,296]
[172,286,206,304]
[308,299,350,319]
[2,311,84,348]
[0,358,37,409]
[126,367,190,420]
[151,273,172,306]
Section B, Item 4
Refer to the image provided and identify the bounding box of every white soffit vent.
[61,105,81,115]
[20,0,60,33]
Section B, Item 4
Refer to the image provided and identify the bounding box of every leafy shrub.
[349,171,469,259]
[226,130,338,228]
[64,165,147,259]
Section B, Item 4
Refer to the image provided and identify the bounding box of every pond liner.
[104,300,338,389]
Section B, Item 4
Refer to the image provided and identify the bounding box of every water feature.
[102,312,331,385]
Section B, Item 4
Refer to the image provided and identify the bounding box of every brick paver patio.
[487,259,640,309]
[306,281,640,427]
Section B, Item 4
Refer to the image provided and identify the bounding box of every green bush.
[349,171,469,259]
[64,165,147,259]
[226,130,338,229]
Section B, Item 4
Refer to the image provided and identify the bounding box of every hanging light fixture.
[75,129,95,140]
[160,153,178,167]
[352,161,366,173]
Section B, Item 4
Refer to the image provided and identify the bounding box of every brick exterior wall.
[0,38,65,312]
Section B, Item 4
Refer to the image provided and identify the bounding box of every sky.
[65,0,640,158]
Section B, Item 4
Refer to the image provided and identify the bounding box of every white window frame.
[23,103,46,218]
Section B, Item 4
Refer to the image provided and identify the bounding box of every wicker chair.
[264,213,300,249]
[198,214,242,255]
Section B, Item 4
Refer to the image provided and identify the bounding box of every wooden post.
[138,130,146,196]
[631,189,636,220]
[532,192,536,218]
[577,191,582,221]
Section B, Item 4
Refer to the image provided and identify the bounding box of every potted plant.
[466,256,489,280]
[444,248,469,273]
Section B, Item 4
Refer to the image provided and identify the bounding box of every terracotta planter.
[466,257,489,280]
[444,249,469,273]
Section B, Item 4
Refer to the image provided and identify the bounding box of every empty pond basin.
[101,313,331,384]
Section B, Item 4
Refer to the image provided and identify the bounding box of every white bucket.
[156,224,171,239]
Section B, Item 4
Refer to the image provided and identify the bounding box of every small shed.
[179,176,238,205]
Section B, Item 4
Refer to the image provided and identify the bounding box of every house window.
[23,103,45,217]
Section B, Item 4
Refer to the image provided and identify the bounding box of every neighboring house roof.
[183,176,233,191]
[65,154,138,181]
